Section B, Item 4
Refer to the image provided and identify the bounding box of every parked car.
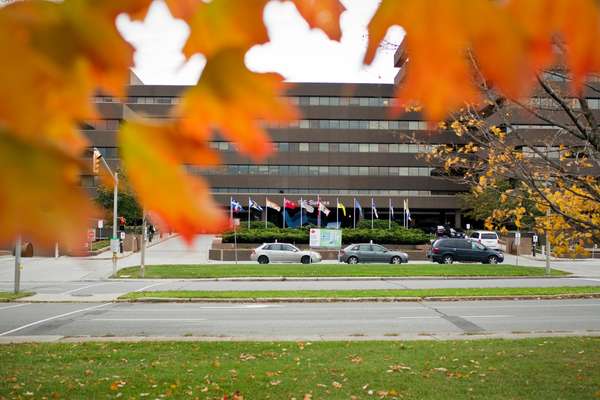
[250,243,322,264]
[428,238,504,264]
[469,230,500,249]
[339,243,409,264]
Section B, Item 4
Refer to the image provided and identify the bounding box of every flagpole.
[317,195,321,228]
[265,196,268,229]
[403,199,407,229]
[371,198,373,230]
[283,197,286,229]
[248,196,251,229]
[388,198,391,230]
[336,197,339,229]
[230,196,233,223]
[353,198,356,229]
[300,197,303,228]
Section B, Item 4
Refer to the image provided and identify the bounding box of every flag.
[337,201,346,216]
[371,199,379,219]
[266,198,281,212]
[249,198,263,211]
[301,200,314,213]
[284,199,298,209]
[404,199,412,221]
[230,199,243,213]
[318,202,331,216]
[354,198,363,217]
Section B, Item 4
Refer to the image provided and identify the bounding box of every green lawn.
[120,286,600,300]
[1,338,599,399]
[91,239,110,251]
[115,264,567,279]
[0,292,34,302]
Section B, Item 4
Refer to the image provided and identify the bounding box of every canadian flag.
[284,199,298,209]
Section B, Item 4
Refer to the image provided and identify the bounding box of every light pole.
[93,148,119,276]
[14,236,21,294]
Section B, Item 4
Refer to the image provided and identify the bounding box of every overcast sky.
[116,0,403,85]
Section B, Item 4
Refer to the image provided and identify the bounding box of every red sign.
[87,229,96,242]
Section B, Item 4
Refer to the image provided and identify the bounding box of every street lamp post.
[14,236,21,294]
[94,148,119,276]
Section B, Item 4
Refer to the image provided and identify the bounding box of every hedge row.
[222,227,430,245]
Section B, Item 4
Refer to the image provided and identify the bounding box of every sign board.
[110,238,120,252]
[466,223,471,230]
[532,234,538,243]
[97,219,104,229]
[87,228,96,242]
[309,228,342,248]
[119,231,126,240]
[514,231,521,246]
[233,218,241,227]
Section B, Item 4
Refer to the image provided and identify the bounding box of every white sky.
[116,0,403,85]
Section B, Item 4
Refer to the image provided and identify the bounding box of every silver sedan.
[250,243,322,264]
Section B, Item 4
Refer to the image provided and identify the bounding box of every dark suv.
[428,238,504,264]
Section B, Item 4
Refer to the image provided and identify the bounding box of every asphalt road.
[1,299,599,340]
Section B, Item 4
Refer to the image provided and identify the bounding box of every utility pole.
[545,207,551,275]
[140,210,147,278]
[14,236,21,294]
[93,148,119,276]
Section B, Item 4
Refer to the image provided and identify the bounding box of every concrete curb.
[109,274,572,282]
[1,331,599,344]
[117,293,600,303]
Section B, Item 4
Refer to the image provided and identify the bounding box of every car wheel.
[257,255,269,264]
[301,255,311,264]
[347,256,359,264]
[442,254,454,264]
[390,256,401,264]
[487,255,499,264]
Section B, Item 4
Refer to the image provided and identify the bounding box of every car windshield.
[471,242,486,250]
[482,233,497,239]
[372,245,387,252]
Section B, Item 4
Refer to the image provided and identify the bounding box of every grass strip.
[119,286,600,300]
[0,292,34,302]
[116,264,567,279]
[1,338,599,399]
[91,239,110,251]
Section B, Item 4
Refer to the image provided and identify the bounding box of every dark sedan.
[428,238,504,264]
[339,243,409,264]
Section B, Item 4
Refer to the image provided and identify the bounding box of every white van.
[469,231,500,250]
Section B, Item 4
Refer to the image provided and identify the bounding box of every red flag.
[284,199,298,209]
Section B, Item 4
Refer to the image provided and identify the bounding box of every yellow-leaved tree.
[0,0,599,249]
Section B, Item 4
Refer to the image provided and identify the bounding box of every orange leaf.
[366,0,481,120]
[0,133,98,248]
[165,0,200,21]
[119,120,228,243]
[176,49,298,161]
[289,0,345,41]
[183,0,269,59]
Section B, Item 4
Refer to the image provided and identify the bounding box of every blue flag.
[230,199,243,213]
[354,198,363,217]
[249,198,263,211]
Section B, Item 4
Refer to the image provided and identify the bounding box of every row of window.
[209,141,437,154]
[527,97,600,110]
[263,119,428,130]
[81,118,428,131]
[93,96,397,107]
[212,188,436,196]
[191,165,435,177]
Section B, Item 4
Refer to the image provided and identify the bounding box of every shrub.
[356,219,401,229]
[222,227,430,245]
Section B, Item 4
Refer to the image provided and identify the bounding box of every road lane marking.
[134,282,167,292]
[461,315,511,318]
[0,304,29,311]
[0,303,111,337]
[61,282,111,295]
[92,318,206,322]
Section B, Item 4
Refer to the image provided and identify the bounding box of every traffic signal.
[92,149,102,174]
